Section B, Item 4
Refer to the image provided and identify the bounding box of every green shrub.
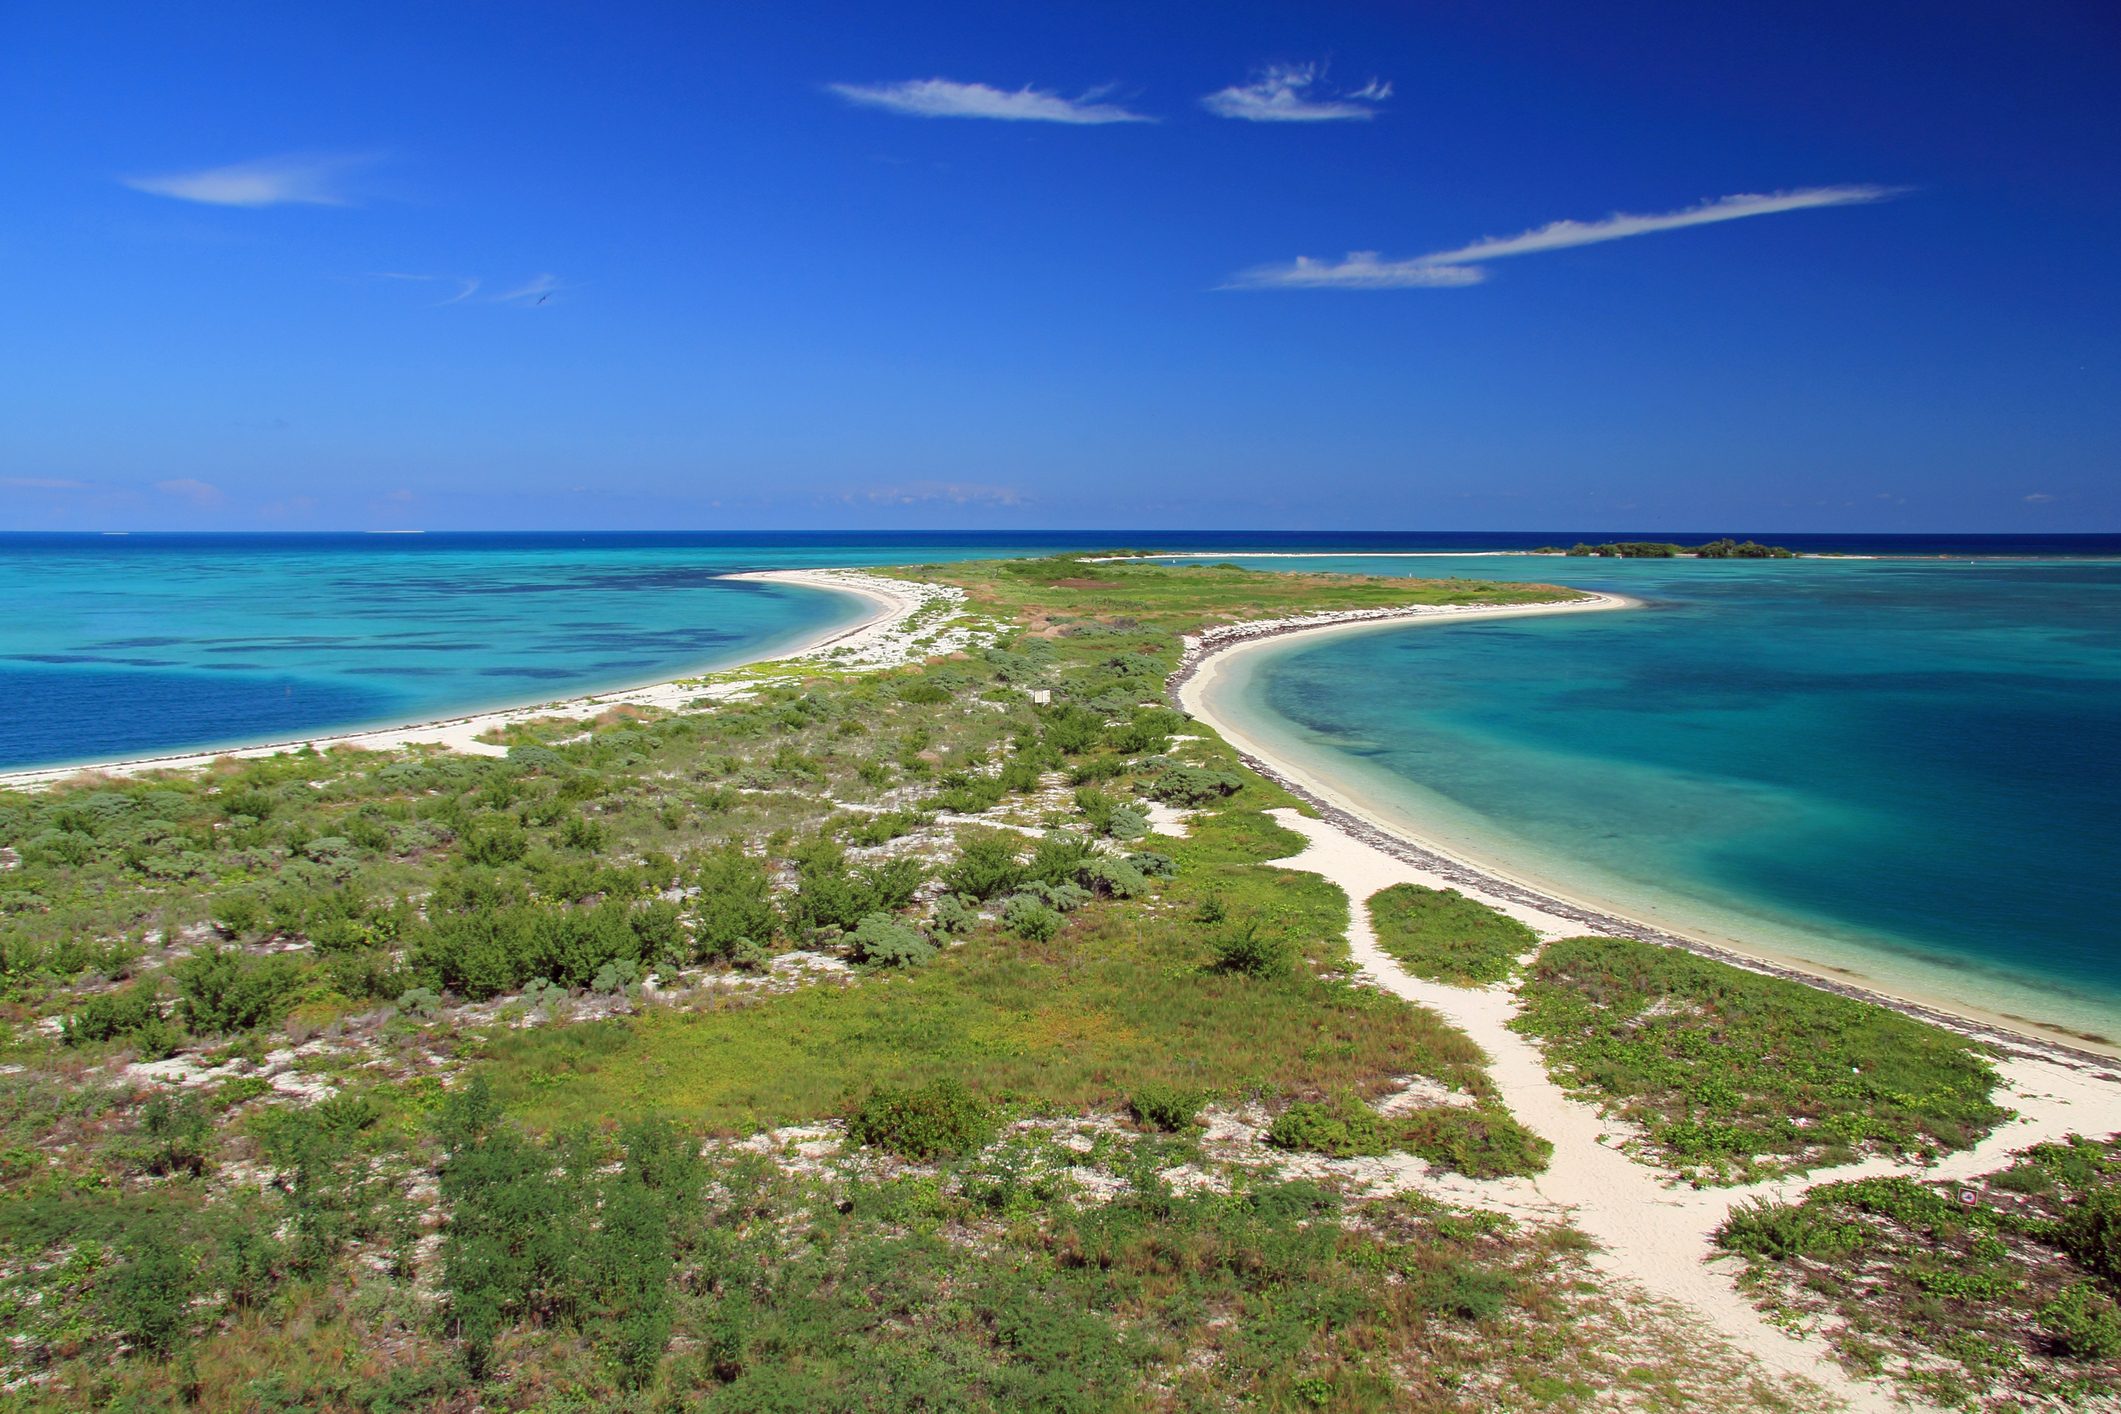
[61,982,166,1048]
[101,1228,198,1356]
[2060,1185,2121,1284]
[396,985,444,1018]
[2039,1281,2121,1361]
[174,945,303,1034]
[1405,1258,1515,1321]
[690,843,778,961]
[1212,920,1290,977]
[1106,805,1149,841]
[1081,856,1147,899]
[211,890,268,939]
[1266,1098,1383,1158]
[943,831,1025,900]
[133,1091,213,1177]
[1147,766,1244,807]
[461,818,528,866]
[848,912,936,968]
[1716,1199,1868,1261]
[785,838,927,934]
[1398,1105,1551,1179]
[846,1078,993,1159]
[1027,831,1096,886]
[1128,1084,1203,1132]
[1001,895,1062,943]
[930,893,978,936]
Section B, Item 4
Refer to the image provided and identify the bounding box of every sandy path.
[1260,809,1890,1410]
[1258,804,2121,1410]
[0,567,961,791]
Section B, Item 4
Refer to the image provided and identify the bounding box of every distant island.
[1534,538,1798,558]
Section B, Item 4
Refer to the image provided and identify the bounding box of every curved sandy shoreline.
[1172,593,2120,1066]
[0,568,933,792]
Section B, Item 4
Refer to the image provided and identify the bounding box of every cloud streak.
[154,478,224,506]
[491,273,561,305]
[1202,63,1391,122]
[849,481,1027,508]
[370,272,559,307]
[122,154,370,207]
[828,78,1151,124]
[1227,185,1901,289]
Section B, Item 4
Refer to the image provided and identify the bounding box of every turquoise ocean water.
[4,531,2117,1037]
[1185,551,2121,1039]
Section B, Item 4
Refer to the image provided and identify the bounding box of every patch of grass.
[1266,1095,1550,1179]
[1367,883,1538,987]
[483,855,1495,1135]
[1716,1134,2121,1407]
[1515,936,2008,1183]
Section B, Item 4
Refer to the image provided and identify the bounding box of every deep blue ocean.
[4,530,2117,1034]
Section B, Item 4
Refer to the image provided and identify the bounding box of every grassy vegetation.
[482,804,1499,1140]
[0,553,2030,1406]
[1514,936,2009,1184]
[0,556,1619,1408]
[1266,1094,1553,1179]
[1717,1135,2121,1409]
[1367,883,1540,987]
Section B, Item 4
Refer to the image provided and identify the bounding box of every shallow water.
[0,532,1069,770]
[1188,552,2121,1038]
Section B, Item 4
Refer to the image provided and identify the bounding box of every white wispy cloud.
[1202,63,1391,122]
[154,478,224,506]
[1227,185,1902,289]
[370,272,558,306]
[372,272,483,306]
[492,273,561,305]
[849,482,1027,508]
[828,78,1152,124]
[1,477,93,491]
[122,154,370,207]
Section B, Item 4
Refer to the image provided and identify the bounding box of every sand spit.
[0,568,962,792]
[1172,594,2119,1068]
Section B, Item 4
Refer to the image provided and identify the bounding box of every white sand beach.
[1173,596,2121,1409]
[1176,595,2121,1064]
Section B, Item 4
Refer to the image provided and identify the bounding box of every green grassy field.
[0,555,2027,1410]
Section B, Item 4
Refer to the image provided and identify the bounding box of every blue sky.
[4,0,2116,532]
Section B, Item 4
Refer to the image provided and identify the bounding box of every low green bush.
[930,894,978,936]
[846,1078,993,1160]
[2060,1185,2121,1284]
[1127,1084,1203,1132]
[1001,895,1062,943]
[943,830,1025,900]
[2040,1282,2121,1361]
[1265,1095,1546,1177]
[1716,1199,1868,1261]
[848,913,935,968]
[1212,920,1290,977]
[174,945,303,1034]
[61,983,167,1049]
